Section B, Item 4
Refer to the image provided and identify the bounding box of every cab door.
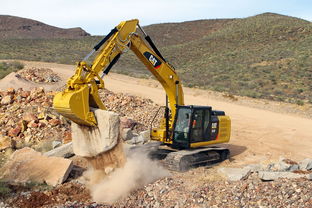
[189,108,212,143]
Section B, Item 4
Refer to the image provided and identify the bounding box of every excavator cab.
[172,105,230,149]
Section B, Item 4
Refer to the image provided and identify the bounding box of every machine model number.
[143,52,162,69]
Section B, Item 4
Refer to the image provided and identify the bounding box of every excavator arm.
[53,19,184,143]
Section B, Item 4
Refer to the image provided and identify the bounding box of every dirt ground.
[1,60,310,166]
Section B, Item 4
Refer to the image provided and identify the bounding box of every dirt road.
[1,60,311,165]
[104,72,312,165]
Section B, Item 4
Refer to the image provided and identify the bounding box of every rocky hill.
[0,15,90,39]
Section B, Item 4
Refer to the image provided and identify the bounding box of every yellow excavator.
[53,19,231,171]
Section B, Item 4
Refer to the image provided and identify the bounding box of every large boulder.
[0,147,73,186]
[44,142,74,158]
[71,109,120,157]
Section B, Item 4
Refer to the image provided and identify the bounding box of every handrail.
[150,106,165,130]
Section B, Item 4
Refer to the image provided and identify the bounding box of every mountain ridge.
[0,15,90,39]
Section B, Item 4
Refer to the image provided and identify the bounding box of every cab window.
[191,110,204,142]
[190,109,211,142]
[173,108,191,143]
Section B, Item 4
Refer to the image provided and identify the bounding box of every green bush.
[296,100,304,106]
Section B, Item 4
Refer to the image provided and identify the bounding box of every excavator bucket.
[54,86,122,162]
[53,85,97,126]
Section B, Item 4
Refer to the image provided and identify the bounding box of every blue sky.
[1,0,311,35]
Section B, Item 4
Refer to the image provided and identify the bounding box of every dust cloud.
[83,146,170,204]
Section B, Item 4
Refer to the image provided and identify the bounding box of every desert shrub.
[296,100,304,106]
[0,181,11,196]
[0,61,24,79]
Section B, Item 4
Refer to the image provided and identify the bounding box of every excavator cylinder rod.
[94,27,118,51]
[103,53,121,75]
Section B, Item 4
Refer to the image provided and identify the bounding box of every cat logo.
[149,55,158,66]
[143,52,162,69]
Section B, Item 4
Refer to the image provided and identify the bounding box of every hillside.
[0,15,90,39]
[143,19,234,47]
[116,13,312,104]
[0,13,311,105]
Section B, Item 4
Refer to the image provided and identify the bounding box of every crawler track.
[148,146,230,172]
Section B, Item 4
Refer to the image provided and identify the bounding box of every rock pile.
[99,89,163,132]
[0,87,70,153]
[16,67,60,83]
[259,158,312,181]
[121,175,312,208]
[0,87,162,156]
